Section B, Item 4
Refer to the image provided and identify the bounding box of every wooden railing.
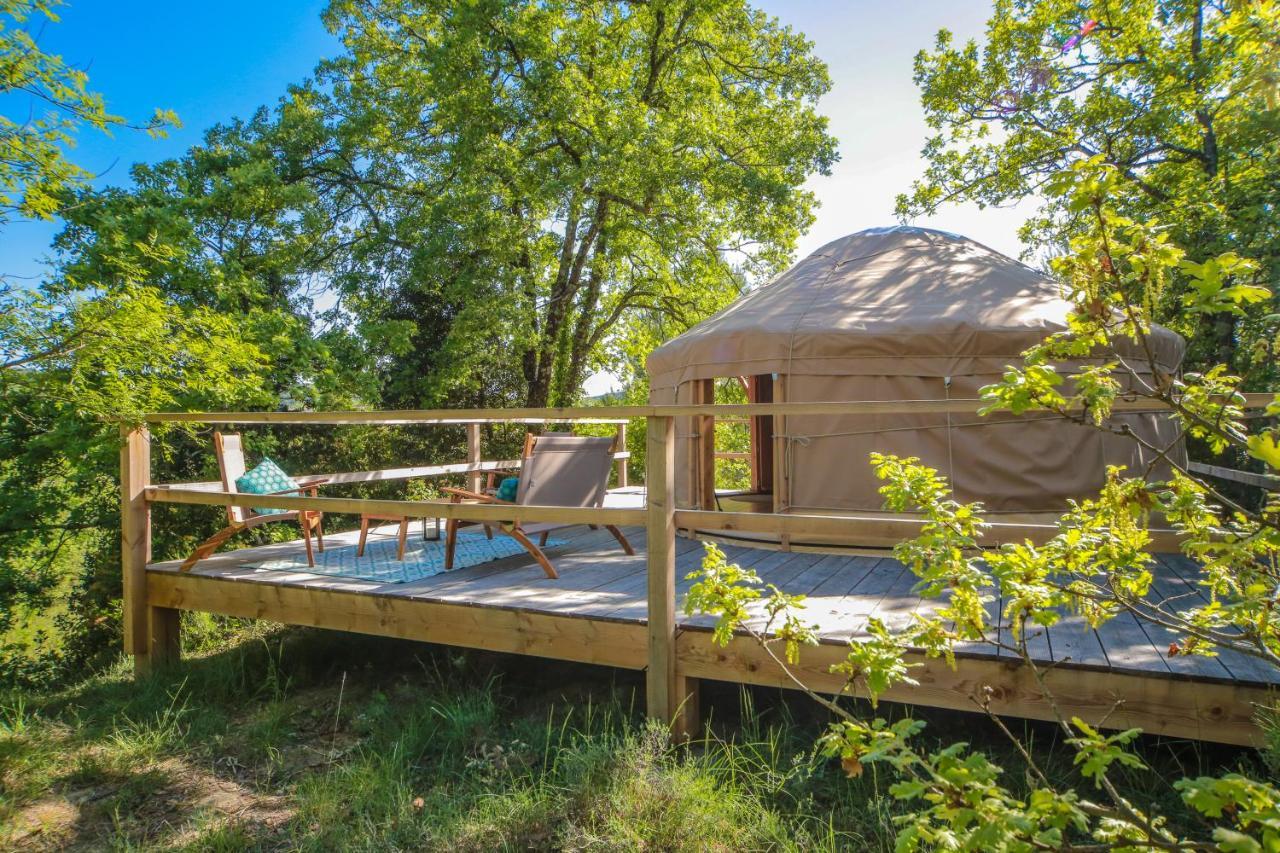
[124,394,1278,738]
[1187,461,1280,491]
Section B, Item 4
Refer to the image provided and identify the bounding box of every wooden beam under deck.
[148,570,647,671]
[678,634,1274,748]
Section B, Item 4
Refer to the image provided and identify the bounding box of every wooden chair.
[180,432,328,571]
[441,433,633,579]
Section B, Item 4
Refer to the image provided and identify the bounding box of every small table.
[357,513,440,561]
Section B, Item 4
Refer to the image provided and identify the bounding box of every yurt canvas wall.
[647,227,1185,517]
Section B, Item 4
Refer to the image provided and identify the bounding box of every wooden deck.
[124,403,1280,748]
[147,519,1277,746]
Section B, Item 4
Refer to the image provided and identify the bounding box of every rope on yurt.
[944,375,956,488]
[774,413,1066,440]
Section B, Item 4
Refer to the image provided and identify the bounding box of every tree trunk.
[527,196,582,408]
[543,196,607,406]
[562,226,608,403]
[517,246,540,398]
[1190,1,1233,371]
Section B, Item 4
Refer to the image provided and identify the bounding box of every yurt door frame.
[745,375,775,498]
[685,374,786,515]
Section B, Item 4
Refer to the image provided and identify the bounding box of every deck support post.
[121,423,179,675]
[647,415,699,740]
[615,422,628,488]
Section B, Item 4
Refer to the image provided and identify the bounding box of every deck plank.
[142,523,1277,745]
[1152,553,1276,685]
[679,548,812,630]
[1130,555,1231,681]
[818,559,911,642]
[146,526,1277,687]
[676,547,841,632]
[735,554,860,634]
[1125,562,1232,682]
[1046,615,1111,669]
[1094,609,1173,675]
[416,526,640,606]
[597,538,772,622]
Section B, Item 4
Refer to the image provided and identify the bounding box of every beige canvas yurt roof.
[648,226,1183,392]
[647,226,1186,515]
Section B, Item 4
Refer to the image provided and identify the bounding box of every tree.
[898,0,1280,387]
[312,0,838,407]
[48,107,372,409]
[0,5,342,681]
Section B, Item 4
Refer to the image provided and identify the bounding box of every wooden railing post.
[121,423,179,676]
[646,414,698,739]
[615,422,628,488]
[466,422,482,493]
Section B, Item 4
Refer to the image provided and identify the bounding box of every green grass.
[0,621,1273,850]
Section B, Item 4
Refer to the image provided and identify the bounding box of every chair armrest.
[485,469,520,490]
[440,486,509,504]
[295,477,330,489]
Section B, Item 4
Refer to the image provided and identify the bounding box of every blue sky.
[0,0,1031,287]
[0,0,335,281]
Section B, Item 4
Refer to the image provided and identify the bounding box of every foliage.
[0,2,286,681]
[312,0,838,407]
[899,0,1280,388]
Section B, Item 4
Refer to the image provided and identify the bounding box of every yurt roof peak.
[647,226,1183,388]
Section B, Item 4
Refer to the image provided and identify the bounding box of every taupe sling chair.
[181,432,328,571]
[441,433,634,579]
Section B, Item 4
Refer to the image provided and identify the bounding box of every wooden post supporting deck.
[121,424,179,675]
[646,415,699,739]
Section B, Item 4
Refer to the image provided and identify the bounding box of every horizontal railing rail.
[152,453,631,492]
[139,393,1278,424]
[1187,461,1280,491]
[146,487,647,527]
[674,509,1186,552]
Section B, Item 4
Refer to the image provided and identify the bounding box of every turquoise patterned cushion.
[496,476,519,502]
[234,458,298,515]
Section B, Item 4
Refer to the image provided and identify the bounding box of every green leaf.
[1247,433,1280,471]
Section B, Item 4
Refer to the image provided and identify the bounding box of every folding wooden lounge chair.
[180,432,328,571]
[441,433,634,579]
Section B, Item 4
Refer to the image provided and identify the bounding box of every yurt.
[646,226,1184,533]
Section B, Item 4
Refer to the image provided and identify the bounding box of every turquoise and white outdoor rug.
[243,530,567,584]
